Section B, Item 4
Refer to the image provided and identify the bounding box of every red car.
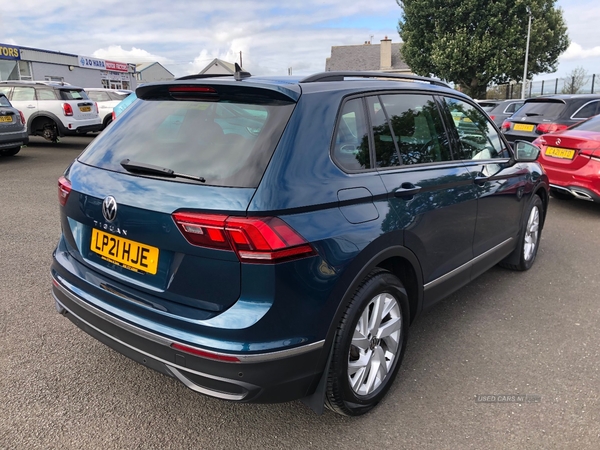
[533,115,600,202]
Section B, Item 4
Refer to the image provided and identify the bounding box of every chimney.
[380,36,392,71]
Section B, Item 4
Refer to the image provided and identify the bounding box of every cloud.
[561,42,600,60]
[92,46,172,65]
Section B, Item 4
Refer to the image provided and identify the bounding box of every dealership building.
[0,42,139,90]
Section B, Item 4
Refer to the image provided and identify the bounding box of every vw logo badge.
[102,196,118,222]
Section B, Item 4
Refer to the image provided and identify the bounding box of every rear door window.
[78,97,295,188]
[371,93,451,166]
[36,88,57,100]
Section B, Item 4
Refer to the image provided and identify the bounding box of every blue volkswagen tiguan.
[51,69,549,416]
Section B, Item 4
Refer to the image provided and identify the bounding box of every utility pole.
[239,51,243,68]
[522,7,532,100]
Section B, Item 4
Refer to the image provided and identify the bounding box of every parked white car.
[85,88,132,129]
[0,81,102,142]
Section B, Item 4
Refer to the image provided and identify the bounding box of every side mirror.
[513,141,540,162]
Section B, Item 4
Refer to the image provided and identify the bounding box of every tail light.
[172,212,316,263]
[536,123,568,134]
[111,111,116,122]
[94,102,98,113]
[62,103,73,116]
[577,141,600,157]
[18,110,26,125]
[501,120,510,131]
[58,176,72,206]
[489,115,496,121]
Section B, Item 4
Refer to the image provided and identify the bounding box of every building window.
[18,61,32,80]
[45,76,64,83]
[0,60,19,80]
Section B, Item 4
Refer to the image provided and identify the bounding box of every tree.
[561,66,588,94]
[397,0,570,99]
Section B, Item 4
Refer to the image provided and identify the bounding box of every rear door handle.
[394,183,422,198]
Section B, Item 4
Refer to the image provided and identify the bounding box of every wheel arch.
[27,112,65,135]
[302,238,424,413]
[324,236,424,350]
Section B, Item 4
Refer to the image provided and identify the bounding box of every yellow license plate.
[90,229,159,274]
[513,123,535,132]
[513,123,534,131]
[79,106,92,112]
[0,116,13,122]
[545,146,575,160]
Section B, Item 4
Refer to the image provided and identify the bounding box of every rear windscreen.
[517,101,565,119]
[59,89,89,100]
[78,98,295,188]
[0,95,10,106]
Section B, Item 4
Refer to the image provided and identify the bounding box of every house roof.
[135,62,174,76]
[325,43,409,72]
[200,58,237,74]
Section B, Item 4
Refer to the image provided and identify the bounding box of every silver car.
[0,93,28,156]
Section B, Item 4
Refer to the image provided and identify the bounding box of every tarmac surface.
[1,136,599,449]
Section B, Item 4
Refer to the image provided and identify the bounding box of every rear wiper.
[524,113,541,117]
[120,159,205,183]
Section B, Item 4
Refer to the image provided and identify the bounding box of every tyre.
[0,146,21,156]
[550,188,573,201]
[325,269,409,416]
[42,122,59,142]
[500,195,544,271]
[102,115,112,130]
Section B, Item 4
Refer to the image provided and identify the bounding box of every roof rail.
[0,80,72,86]
[300,71,449,88]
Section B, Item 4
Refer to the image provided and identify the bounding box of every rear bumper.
[51,274,325,403]
[545,157,600,202]
[58,119,103,135]
[0,130,28,148]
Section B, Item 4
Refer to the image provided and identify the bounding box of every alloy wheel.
[348,293,402,396]
[523,205,540,261]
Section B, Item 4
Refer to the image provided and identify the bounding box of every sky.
[0,0,598,82]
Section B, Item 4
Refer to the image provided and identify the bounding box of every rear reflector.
[58,176,72,206]
[170,342,240,362]
[172,213,316,263]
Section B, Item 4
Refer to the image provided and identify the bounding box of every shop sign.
[0,44,21,60]
[105,60,129,72]
[78,55,106,70]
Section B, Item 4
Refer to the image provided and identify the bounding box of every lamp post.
[522,7,532,99]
